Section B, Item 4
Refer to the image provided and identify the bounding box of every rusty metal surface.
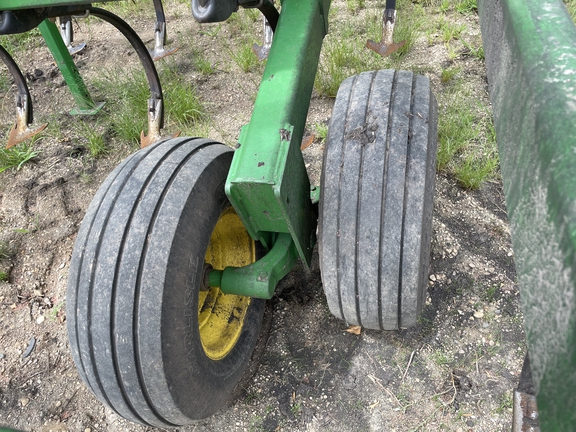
[366,8,405,57]
[512,354,540,432]
[0,44,47,148]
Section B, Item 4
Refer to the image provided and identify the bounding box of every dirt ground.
[0,1,525,431]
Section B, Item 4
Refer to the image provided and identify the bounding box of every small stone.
[20,397,29,407]
[85,428,91,432]
[36,315,45,325]
[429,274,437,282]
[466,419,475,427]
[469,263,476,268]
[55,400,61,407]
[474,310,484,319]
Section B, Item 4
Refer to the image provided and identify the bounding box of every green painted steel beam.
[39,19,104,114]
[478,0,576,428]
[210,233,298,299]
[226,0,329,268]
[1,0,116,11]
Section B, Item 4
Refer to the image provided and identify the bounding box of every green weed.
[78,121,107,158]
[454,151,499,189]
[440,67,460,83]
[199,24,222,38]
[495,393,513,414]
[229,42,259,73]
[440,21,466,42]
[93,69,149,144]
[437,91,477,171]
[483,285,498,302]
[0,271,8,282]
[0,143,40,174]
[313,122,329,143]
[346,0,365,13]
[192,50,217,75]
[0,29,43,56]
[455,0,477,14]
[461,39,485,60]
[49,300,66,321]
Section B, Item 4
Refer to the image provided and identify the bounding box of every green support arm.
[226,0,330,269]
[478,0,576,428]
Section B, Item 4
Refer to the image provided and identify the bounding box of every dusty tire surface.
[66,137,265,427]
[319,70,438,330]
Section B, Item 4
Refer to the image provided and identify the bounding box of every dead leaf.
[300,134,315,150]
[345,325,362,335]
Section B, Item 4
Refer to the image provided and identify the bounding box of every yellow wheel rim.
[199,207,255,360]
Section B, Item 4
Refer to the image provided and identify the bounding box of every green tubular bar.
[226,0,330,270]
[39,19,104,114]
[478,0,576,428]
[210,233,298,299]
[1,0,116,10]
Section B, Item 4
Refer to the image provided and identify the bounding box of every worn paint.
[478,0,576,427]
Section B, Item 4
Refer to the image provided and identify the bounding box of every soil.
[0,1,525,431]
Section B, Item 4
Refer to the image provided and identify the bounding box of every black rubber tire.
[318,70,438,331]
[66,137,265,427]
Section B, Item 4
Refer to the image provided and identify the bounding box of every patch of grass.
[104,0,154,17]
[199,24,222,38]
[461,39,485,60]
[440,20,467,42]
[0,29,43,56]
[0,271,8,282]
[346,0,365,13]
[93,68,149,145]
[192,50,217,75]
[482,285,498,302]
[0,71,11,92]
[78,121,107,158]
[495,392,513,414]
[313,122,329,143]
[431,350,451,366]
[315,38,356,97]
[455,0,477,14]
[454,152,499,189]
[454,112,499,189]
[446,42,460,61]
[0,143,40,174]
[437,90,477,171]
[389,4,425,59]
[229,42,259,73]
[49,300,65,321]
[164,79,205,127]
[440,67,460,83]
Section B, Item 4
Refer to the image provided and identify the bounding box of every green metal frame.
[215,0,330,297]
[38,19,104,115]
[2,0,330,299]
[1,0,116,10]
[478,0,576,428]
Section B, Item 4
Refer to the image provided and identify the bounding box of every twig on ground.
[401,350,416,384]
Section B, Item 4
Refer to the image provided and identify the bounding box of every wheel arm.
[209,233,298,299]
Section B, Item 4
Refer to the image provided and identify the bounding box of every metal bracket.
[512,354,540,432]
[0,44,48,148]
[209,233,298,298]
[366,2,406,57]
[149,0,178,61]
[58,15,86,55]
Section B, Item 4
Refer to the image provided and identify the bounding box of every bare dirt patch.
[0,1,525,431]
